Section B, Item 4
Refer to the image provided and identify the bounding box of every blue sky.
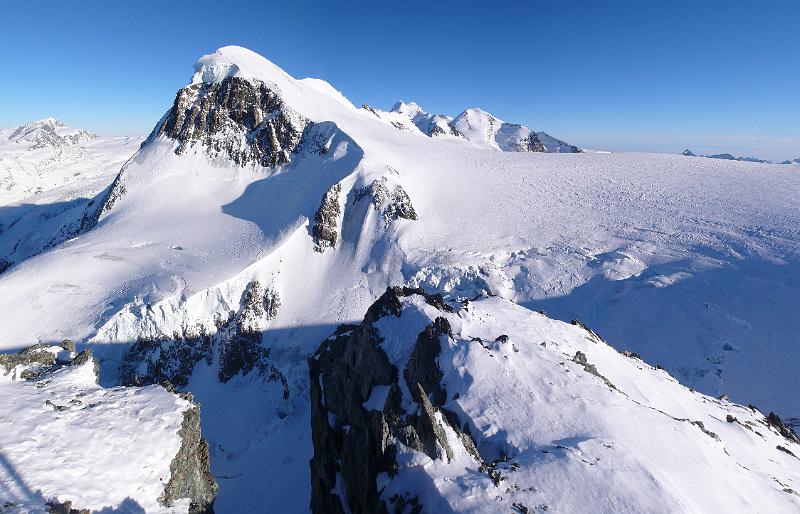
[2,0,798,160]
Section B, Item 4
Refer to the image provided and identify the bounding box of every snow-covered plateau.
[0,46,798,513]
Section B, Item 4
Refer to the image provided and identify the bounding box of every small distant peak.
[20,117,66,130]
[391,101,424,117]
[455,107,499,122]
[682,149,696,156]
[39,117,65,127]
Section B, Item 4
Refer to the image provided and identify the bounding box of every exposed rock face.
[218,281,284,386]
[523,132,548,152]
[119,326,215,387]
[119,281,287,396]
[353,177,417,225]
[153,76,308,167]
[161,392,219,514]
[309,287,479,514]
[312,183,342,252]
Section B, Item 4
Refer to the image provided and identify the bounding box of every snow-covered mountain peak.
[453,107,500,126]
[5,117,97,148]
[391,100,425,117]
[192,45,294,87]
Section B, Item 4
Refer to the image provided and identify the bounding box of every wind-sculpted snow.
[0,46,799,513]
[311,288,800,513]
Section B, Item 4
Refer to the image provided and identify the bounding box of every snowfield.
[0,348,196,513]
[0,46,798,512]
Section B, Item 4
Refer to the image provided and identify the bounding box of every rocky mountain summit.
[152,75,308,167]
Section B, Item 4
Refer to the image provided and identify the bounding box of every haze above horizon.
[1,0,798,160]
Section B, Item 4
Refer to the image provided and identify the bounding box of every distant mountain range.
[682,148,799,165]
[363,101,582,153]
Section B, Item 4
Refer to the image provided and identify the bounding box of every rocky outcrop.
[309,287,479,514]
[152,76,308,167]
[353,177,417,225]
[218,281,284,386]
[0,340,96,381]
[523,132,547,152]
[161,393,218,514]
[46,500,90,514]
[572,350,618,390]
[119,281,287,396]
[119,325,214,387]
[767,412,800,444]
[312,183,342,252]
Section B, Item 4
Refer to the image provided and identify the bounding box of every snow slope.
[0,347,198,513]
[0,46,798,512]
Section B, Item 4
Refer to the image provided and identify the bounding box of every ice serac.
[310,288,800,514]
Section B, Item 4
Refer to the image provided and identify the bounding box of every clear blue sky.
[2,0,798,160]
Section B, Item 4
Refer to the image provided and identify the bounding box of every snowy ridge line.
[311,287,800,514]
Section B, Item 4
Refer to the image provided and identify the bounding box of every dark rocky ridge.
[153,76,308,168]
[309,287,480,514]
